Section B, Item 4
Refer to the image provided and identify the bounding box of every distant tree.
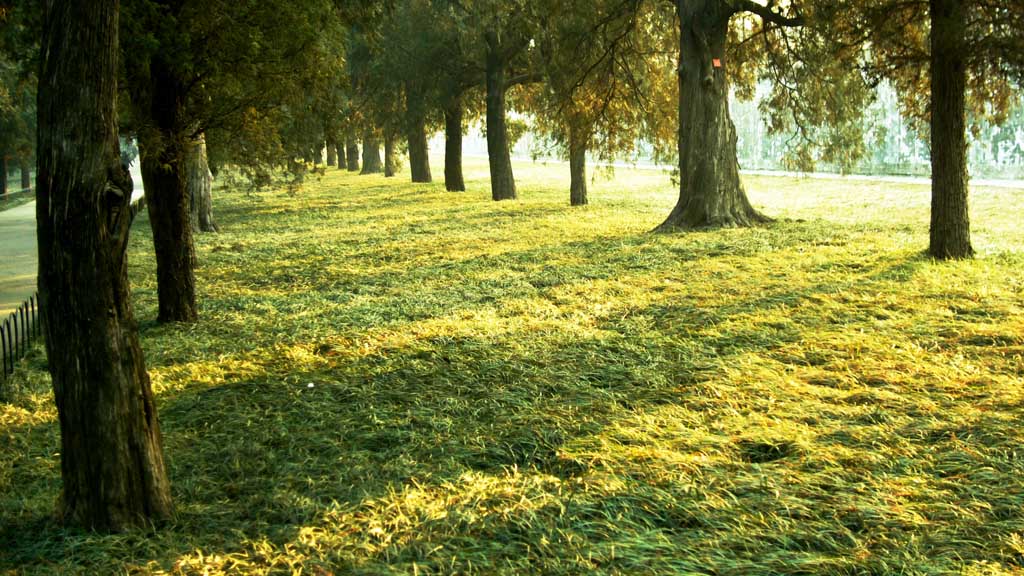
[432,0,541,200]
[346,132,361,171]
[36,0,173,531]
[187,133,217,232]
[531,0,676,206]
[0,5,37,196]
[399,1,484,191]
[361,129,384,174]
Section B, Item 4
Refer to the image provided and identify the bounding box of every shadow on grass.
[0,325,669,571]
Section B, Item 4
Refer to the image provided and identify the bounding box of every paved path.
[0,201,39,317]
[0,164,144,318]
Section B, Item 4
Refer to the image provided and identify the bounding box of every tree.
[530,0,676,206]
[431,0,541,201]
[826,0,1024,258]
[346,133,360,171]
[482,23,533,201]
[929,0,972,258]
[656,1,805,230]
[0,14,37,197]
[120,0,349,321]
[187,133,218,232]
[36,0,173,531]
[361,130,383,174]
[561,0,870,229]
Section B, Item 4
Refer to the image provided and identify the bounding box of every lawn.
[2,156,1023,575]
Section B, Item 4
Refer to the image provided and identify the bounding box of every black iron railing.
[1,294,41,380]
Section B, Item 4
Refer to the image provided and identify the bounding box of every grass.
[2,156,1023,575]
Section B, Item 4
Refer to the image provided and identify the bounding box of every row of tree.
[16,0,1024,530]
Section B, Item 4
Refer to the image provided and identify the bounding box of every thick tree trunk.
[1,156,7,197]
[345,135,360,172]
[336,142,346,170]
[569,126,588,206]
[19,157,31,191]
[444,97,466,192]
[485,31,517,201]
[326,136,338,167]
[313,144,324,166]
[384,134,398,177]
[140,56,198,323]
[361,133,382,174]
[36,0,172,531]
[658,1,768,230]
[187,133,218,233]
[929,0,973,259]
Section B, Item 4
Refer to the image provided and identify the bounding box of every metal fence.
[1,294,41,380]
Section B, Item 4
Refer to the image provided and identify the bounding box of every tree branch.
[733,0,805,27]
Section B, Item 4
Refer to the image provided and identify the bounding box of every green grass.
[2,157,1023,575]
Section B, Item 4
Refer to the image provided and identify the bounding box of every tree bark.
[187,133,218,233]
[140,56,198,323]
[36,0,173,531]
[326,136,338,167]
[336,141,346,170]
[928,0,973,259]
[19,157,31,191]
[569,126,588,206]
[485,31,517,201]
[407,118,432,183]
[1,156,7,197]
[345,134,359,172]
[657,1,768,230]
[444,96,466,192]
[361,133,382,174]
[384,133,398,177]
[312,144,324,166]
[406,85,432,183]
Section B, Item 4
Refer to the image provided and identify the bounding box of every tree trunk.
[1,156,7,197]
[406,86,432,183]
[929,0,973,259]
[361,133,382,174]
[444,96,466,192]
[384,134,398,177]
[140,56,198,323]
[657,1,768,230]
[19,157,31,191]
[345,135,360,172]
[187,133,218,233]
[407,119,432,183]
[485,31,517,201]
[569,126,588,206]
[336,141,346,170]
[36,0,173,531]
[326,136,338,167]
[313,144,324,165]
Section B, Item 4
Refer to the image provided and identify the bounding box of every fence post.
[1,321,7,378]
[19,305,26,357]
[3,318,11,377]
